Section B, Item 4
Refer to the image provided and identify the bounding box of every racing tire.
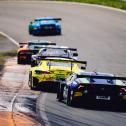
[29,73,38,90]
[31,77,38,90]
[29,29,33,35]
[17,57,21,64]
[66,87,74,106]
[57,83,64,102]
[28,72,32,88]
[57,31,61,35]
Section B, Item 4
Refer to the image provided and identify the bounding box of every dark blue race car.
[57,71,126,107]
[29,17,62,36]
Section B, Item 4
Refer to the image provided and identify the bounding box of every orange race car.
[17,40,56,64]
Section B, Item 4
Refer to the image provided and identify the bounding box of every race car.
[31,45,78,67]
[57,71,126,107]
[17,40,56,64]
[28,17,62,35]
[28,58,87,90]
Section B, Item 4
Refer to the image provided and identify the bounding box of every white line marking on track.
[8,66,28,112]
[0,31,20,112]
[0,31,19,47]
[0,31,48,126]
[39,93,51,126]
[8,93,19,112]
[0,32,26,113]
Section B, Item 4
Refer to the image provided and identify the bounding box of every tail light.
[120,88,126,94]
[78,85,84,90]
[35,70,50,74]
[77,84,88,94]
[42,71,51,74]
[19,50,31,54]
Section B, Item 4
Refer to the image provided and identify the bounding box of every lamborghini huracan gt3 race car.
[29,17,62,35]
[17,40,56,64]
[57,71,126,107]
[31,45,78,67]
[28,58,87,90]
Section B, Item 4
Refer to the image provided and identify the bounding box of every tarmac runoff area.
[0,57,42,126]
[0,32,43,126]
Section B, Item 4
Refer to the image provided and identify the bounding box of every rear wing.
[34,17,62,22]
[36,55,78,62]
[41,58,86,64]
[28,42,56,46]
[41,58,87,71]
[34,46,77,51]
[54,18,62,21]
[19,41,56,48]
[77,75,126,81]
[50,18,62,21]
[19,42,27,45]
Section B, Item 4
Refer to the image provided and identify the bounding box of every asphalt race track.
[0,1,126,126]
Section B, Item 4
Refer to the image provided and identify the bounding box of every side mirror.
[81,66,86,70]
[73,53,78,57]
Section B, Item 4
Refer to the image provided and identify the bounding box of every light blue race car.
[29,17,62,36]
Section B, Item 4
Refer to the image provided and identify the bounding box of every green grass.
[0,0,126,10]
[0,50,17,71]
[49,0,126,10]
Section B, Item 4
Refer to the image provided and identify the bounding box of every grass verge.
[49,0,126,10]
[0,50,17,72]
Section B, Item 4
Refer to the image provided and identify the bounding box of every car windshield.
[79,77,114,85]
[80,76,126,86]
[89,78,114,84]
[39,48,70,57]
[47,61,74,67]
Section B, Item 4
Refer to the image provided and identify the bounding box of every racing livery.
[29,58,87,90]
[57,72,126,106]
[17,40,56,64]
[29,17,62,35]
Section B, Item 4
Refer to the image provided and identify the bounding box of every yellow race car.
[28,57,87,90]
